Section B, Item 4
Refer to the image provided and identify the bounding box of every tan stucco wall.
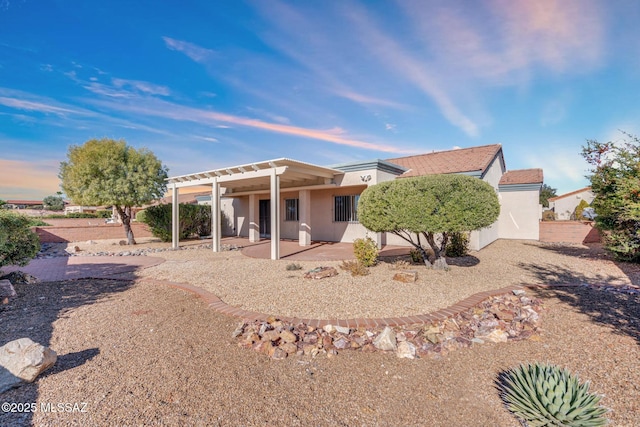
[498,190,541,240]
[550,189,595,220]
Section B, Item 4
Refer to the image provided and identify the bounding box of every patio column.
[270,168,280,260]
[211,179,221,252]
[298,189,311,246]
[248,194,259,242]
[171,184,179,249]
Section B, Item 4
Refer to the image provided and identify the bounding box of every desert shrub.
[286,263,303,271]
[144,204,220,242]
[574,199,590,220]
[96,209,113,218]
[44,213,98,219]
[340,260,370,277]
[497,362,608,427]
[389,259,411,270]
[0,212,40,269]
[541,210,556,221]
[26,218,51,227]
[410,248,424,264]
[135,209,147,224]
[445,231,469,257]
[353,237,378,267]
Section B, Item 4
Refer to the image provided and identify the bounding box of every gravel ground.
[110,239,631,320]
[1,274,638,426]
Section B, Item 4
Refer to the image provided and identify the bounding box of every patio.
[218,236,411,261]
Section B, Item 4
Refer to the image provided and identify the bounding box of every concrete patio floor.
[216,237,412,261]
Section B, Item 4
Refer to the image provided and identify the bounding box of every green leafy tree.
[582,131,640,261]
[42,194,65,211]
[0,199,6,209]
[539,184,557,208]
[358,174,500,270]
[59,138,168,245]
[0,212,40,270]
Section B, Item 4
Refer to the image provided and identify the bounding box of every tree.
[0,212,40,270]
[539,184,557,208]
[0,199,6,209]
[582,131,640,261]
[358,174,500,270]
[43,194,65,211]
[59,138,168,245]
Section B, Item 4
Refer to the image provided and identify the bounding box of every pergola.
[166,158,344,260]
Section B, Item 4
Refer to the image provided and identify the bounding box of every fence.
[33,219,153,243]
[539,221,601,244]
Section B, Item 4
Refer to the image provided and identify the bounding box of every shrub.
[143,204,221,242]
[445,231,469,257]
[26,218,51,227]
[542,210,556,221]
[353,237,378,267]
[286,263,303,271]
[135,209,147,224]
[96,209,113,219]
[497,362,608,427]
[410,248,424,264]
[340,260,370,277]
[0,212,40,270]
[574,199,590,220]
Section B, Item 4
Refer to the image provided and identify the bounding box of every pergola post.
[171,184,179,249]
[270,169,280,260]
[298,189,311,246]
[248,194,259,242]
[211,179,221,252]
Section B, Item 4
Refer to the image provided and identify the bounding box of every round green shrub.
[0,212,40,269]
[353,237,378,267]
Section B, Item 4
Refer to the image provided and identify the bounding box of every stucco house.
[166,144,543,259]
[548,187,595,220]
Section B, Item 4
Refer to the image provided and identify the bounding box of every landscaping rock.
[0,271,39,285]
[0,280,17,298]
[373,327,397,351]
[0,338,57,393]
[304,267,338,279]
[393,270,418,283]
[396,341,416,359]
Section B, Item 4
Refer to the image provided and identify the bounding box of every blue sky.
[1,0,639,200]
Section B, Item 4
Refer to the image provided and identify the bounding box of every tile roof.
[386,144,503,178]
[548,186,592,202]
[499,169,544,186]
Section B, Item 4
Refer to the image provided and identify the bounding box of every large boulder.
[0,338,57,393]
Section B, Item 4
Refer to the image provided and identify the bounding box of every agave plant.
[497,363,609,427]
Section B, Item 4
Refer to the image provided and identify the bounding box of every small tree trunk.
[116,206,137,245]
[424,232,450,270]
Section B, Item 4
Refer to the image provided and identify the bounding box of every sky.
[1,0,640,201]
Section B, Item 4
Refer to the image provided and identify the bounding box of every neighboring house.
[166,144,543,259]
[5,200,44,209]
[64,205,100,215]
[548,187,595,220]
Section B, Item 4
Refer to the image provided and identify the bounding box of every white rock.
[334,325,350,335]
[480,329,509,343]
[512,289,526,296]
[322,324,335,334]
[396,341,416,359]
[373,327,397,351]
[0,280,16,298]
[0,338,57,393]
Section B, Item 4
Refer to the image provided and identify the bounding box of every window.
[334,195,359,222]
[285,198,299,221]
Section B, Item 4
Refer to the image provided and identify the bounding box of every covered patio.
[166,159,344,260]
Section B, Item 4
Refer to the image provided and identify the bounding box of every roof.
[548,186,592,202]
[5,200,43,205]
[499,169,544,186]
[386,144,503,178]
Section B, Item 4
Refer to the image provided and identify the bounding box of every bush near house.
[353,237,379,267]
[573,199,590,220]
[141,204,223,242]
[0,212,40,270]
[541,210,556,221]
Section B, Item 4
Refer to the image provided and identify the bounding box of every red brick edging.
[144,278,537,328]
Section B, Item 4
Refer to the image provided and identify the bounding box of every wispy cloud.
[112,78,170,96]
[0,88,87,116]
[87,96,409,153]
[163,37,215,63]
[334,90,410,110]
